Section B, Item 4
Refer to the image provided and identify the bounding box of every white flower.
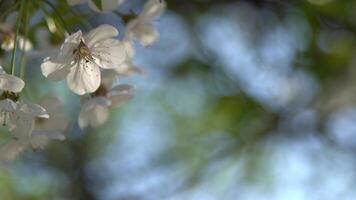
[0,99,49,139]
[0,99,51,160]
[0,66,25,93]
[0,13,32,51]
[113,39,143,75]
[67,0,126,12]
[41,24,127,95]
[126,0,166,47]
[78,84,133,128]
[0,95,69,160]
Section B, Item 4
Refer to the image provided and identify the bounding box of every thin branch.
[10,0,24,76]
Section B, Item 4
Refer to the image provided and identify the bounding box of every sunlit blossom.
[0,13,32,51]
[126,0,166,47]
[113,39,143,76]
[78,83,133,128]
[41,25,127,95]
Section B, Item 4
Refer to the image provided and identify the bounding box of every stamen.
[73,39,94,62]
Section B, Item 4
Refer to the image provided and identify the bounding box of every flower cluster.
[0,68,66,161]
[0,0,166,162]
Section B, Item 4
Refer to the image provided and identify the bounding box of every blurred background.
[1,0,356,199]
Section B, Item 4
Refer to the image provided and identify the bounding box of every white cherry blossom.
[0,95,69,160]
[41,24,127,95]
[0,13,32,51]
[0,99,50,160]
[67,0,126,12]
[78,84,133,128]
[0,99,49,139]
[126,0,166,47]
[0,66,25,93]
[113,39,143,75]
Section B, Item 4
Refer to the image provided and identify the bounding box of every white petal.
[18,36,33,51]
[67,0,87,6]
[141,0,166,20]
[79,99,109,129]
[85,24,118,46]
[66,60,101,95]
[0,74,25,93]
[9,114,35,139]
[60,30,82,58]
[20,103,49,118]
[0,99,17,112]
[123,39,135,59]
[41,57,72,81]
[114,61,143,76]
[92,39,126,68]
[127,22,158,47]
[101,69,117,87]
[1,39,14,51]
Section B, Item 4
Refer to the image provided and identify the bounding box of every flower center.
[73,40,93,62]
[0,91,19,102]
[2,32,14,46]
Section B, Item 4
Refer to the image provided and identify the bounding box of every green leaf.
[91,0,102,11]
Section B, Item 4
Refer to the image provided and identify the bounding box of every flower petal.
[79,99,109,129]
[9,114,35,139]
[92,39,126,69]
[0,74,25,93]
[85,24,118,46]
[18,36,33,51]
[60,30,82,58]
[114,62,143,76]
[66,60,101,95]
[122,39,135,59]
[0,99,17,112]
[41,57,72,81]
[141,0,166,20]
[127,21,158,47]
[1,38,14,51]
[20,103,49,118]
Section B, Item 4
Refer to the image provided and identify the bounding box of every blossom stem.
[20,0,30,79]
[10,0,24,76]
